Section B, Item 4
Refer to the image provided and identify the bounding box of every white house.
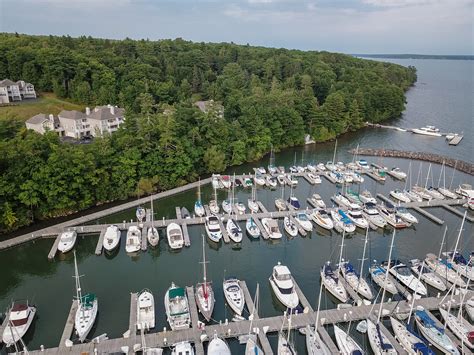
[58,110,91,139]
[86,105,125,136]
[25,114,64,135]
[0,79,21,103]
[17,80,37,99]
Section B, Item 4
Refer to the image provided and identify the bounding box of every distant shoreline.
[354,54,473,60]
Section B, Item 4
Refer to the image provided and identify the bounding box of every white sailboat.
[305,281,330,355]
[321,261,348,303]
[209,184,220,214]
[275,185,287,211]
[389,316,433,354]
[409,259,446,291]
[283,216,298,237]
[277,312,297,355]
[195,235,215,322]
[226,177,243,243]
[438,307,473,350]
[245,284,264,355]
[359,190,377,204]
[137,289,155,331]
[333,324,364,355]
[103,225,121,252]
[147,197,159,247]
[223,277,244,316]
[194,179,205,217]
[248,181,259,213]
[246,217,261,239]
[366,319,397,355]
[383,260,427,296]
[424,252,466,287]
[208,333,231,355]
[437,161,458,199]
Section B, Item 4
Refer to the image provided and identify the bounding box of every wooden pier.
[141,226,148,251]
[411,206,444,225]
[186,286,205,355]
[95,229,106,256]
[47,233,61,260]
[59,300,78,349]
[256,201,268,213]
[291,276,313,312]
[252,217,270,240]
[127,293,138,337]
[217,218,231,243]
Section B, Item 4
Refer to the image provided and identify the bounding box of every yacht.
[356,159,370,170]
[254,174,266,186]
[57,230,77,253]
[326,161,336,171]
[283,216,298,237]
[246,217,261,238]
[126,226,141,253]
[424,253,466,287]
[405,190,423,202]
[383,260,427,296]
[211,174,221,189]
[412,186,433,200]
[166,223,184,249]
[366,319,397,355]
[288,174,298,186]
[269,263,299,309]
[369,262,397,294]
[409,259,446,291]
[306,163,317,173]
[359,190,377,204]
[331,209,356,233]
[320,262,348,303]
[378,204,410,229]
[295,212,313,232]
[310,209,333,230]
[455,183,474,198]
[328,171,344,184]
[438,308,474,350]
[226,218,243,242]
[345,190,362,205]
[2,301,37,347]
[261,218,282,239]
[307,173,322,184]
[266,175,278,188]
[346,209,369,229]
[390,167,407,180]
[333,324,364,355]
[394,207,417,224]
[389,317,434,355]
[412,126,442,137]
[171,341,194,355]
[316,163,326,171]
[309,193,326,208]
[222,278,244,315]
[362,203,387,229]
[137,289,155,331]
[165,283,191,330]
[208,334,231,355]
[103,225,120,252]
[390,189,411,203]
[205,216,222,243]
[305,325,330,355]
[340,261,373,300]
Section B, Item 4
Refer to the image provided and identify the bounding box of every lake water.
[0,59,473,354]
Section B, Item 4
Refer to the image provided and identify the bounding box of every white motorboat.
[147,226,159,247]
[287,196,301,209]
[356,159,370,170]
[409,259,446,291]
[330,209,356,233]
[257,167,266,174]
[389,316,432,355]
[362,203,387,229]
[126,226,141,253]
[346,209,369,229]
[275,198,287,211]
[2,301,37,347]
[437,187,458,199]
[306,163,317,173]
[223,277,244,316]
[73,251,98,342]
[333,324,364,355]
[359,190,377,204]
[340,261,373,300]
[378,204,410,229]
[414,307,459,355]
[455,183,474,198]
[390,167,407,180]
[246,217,261,238]
[283,216,298,237]
[205,215,222,243]
[136,206,146,222]
[171,341,194,355]
[221,175,231,189]
[390,189,411,203]
[195,236,215,322]
[261,218,282,239]
[208,334,231,355]
[442,250,474,280]
[326,161,336,171]
[209,200,220,214]
[328,171,344,184]
[289,166,298,174]
[369,262,397,294]
[316,163,326,171]
[248,199,259,213]
[321,262,348,303]
[295,212,313,231]
[412,126,442,137]
[288,174,298,186]
[165,283,191,330]
[308,173,322,185]
[439,308,473,350]
[226,218,243,243]
[309,193,326,208]
[424,253,466,287]
[103,225,120,252]
[366,319,397,355]
[277,174,286,185]
[396,207,418,224]
[383,260,427,296]
[310,209,333,230]
[57,230,77,253]
[266,175,278,188]
[343,172,353,183]
[222,199,232,214]
[254,174,266,186]
[166,223,184,250]
[333,193,359,209]
[137,289,155,331]
[269,263,299,309]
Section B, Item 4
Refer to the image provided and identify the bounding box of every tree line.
[0,33,417,232]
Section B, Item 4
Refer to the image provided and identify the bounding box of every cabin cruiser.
[390,167,407,180]
[396,207,418,224]
[165,283,191,330]
[289,166,298,174]
[103,225,121,252]
[126,226,141,253]
[309,193,326,208]
[325,161,336,171]
[310,209,334,230]
[455,183,474,198]
[389,317,434,355]
[166,223,184,249]
[268,165,278,175]
[246,217,261,238]
[359,190,377,204]
[346,208,369,229]
[382,260,427,296]
[340,260,373,300]
[345,190,362,205]
[261,218,282,239]
[269,263,299,309]
[222,278,244,315]
[378,203,410,229]
[331,209,356,233]
[275,198,287,211]
[316,163,326,171]
[390,189,411,203]
[409,259,446,291]
[295,212,312,231]
[321,262,348,303]
[205,216,222,243]
[2,301,37,347]
[287,196,300,209]
[424,253,466,287]
[58,230,77,253]
[357,159,370,170]
[137,289,155,331]
[306,163,317,173]
[257,167,266,174]
[328,171,344,184]
[288,175,298,186]
[171,342,194,355]
[369,262,397,294]
[412,126,442,137]
[226,218,243,243]
[283,216,298,237]
[306,172,322,184]
[333,192,360,210]
[442,251,474,280]
[362,203,387,229]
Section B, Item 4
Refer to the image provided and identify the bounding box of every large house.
[25,114,63,135]
[0,79,36,104]
[86,105,125,136]
[58,110,90,138]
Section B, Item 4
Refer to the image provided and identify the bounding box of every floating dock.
[448,135,463,145]
[59,300,78,349]
[95,229,106,256]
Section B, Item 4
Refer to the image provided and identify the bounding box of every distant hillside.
[355,54,473,60]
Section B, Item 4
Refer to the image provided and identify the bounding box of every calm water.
[1,59,473,354]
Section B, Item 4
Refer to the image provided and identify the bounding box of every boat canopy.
[451,252,467,265]
[415,310,444,333]
[81,293,96,308]
[169,287,185,299]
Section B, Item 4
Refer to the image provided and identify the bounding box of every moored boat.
[195,236,215,322]
[246,217,261,239]
[369,262,397,294]
[208,334,231,355]
[165,283,191,330]
[333,324,364,355]
[103,225,121,252]
[309,193,326,208]
[340,261,373,300]
[147,226,160,247]
[166,223,184,250]
[269,262,299,309]
[223,277,244,315]
[359,190,377,204]
[226,218,243,243]
[362,203,386,229]
[412,126,442,137]
[2,301,37,347]
[137,289,155,331]
[283,216,298,237]
[383,260,427,296]
[58,230,77,253]
[409,259,446,291]
[310,209,333,230]
[205,215,222,243]
[295,212,313,231]
[366,318,397,355]
[126,225,141,253]
[261,218,282,239]
[320,262,348,303]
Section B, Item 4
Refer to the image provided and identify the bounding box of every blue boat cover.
[415,310,444,333]
[452,252,467,265]
[338,209,352,224]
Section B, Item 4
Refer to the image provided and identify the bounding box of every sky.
[0,0,472,54]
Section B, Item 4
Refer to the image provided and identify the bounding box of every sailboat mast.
[437,161,444,188]
[407,260,425,324]
[338,229,346,268]
[73,251,82,304]
[424,163,431,189]
[377,229,396,324]
[201,235,208,298]
[315,280,324,330]
[150,195,154,227]
[332,139,337,163]
[448,160,457,190]
[438,226,448,259]
[357,227,369,294]
[452,211,466,253]
[248,284,259,334]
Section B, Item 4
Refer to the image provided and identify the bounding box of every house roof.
[0,79,17,86]
[59,110,86,120]
[88,107,124,121]
[26,114,49,125]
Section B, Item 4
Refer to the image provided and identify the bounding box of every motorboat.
[438,308,473,350]
[390,167,407,180]
[369,262,397,294]
[266,175,277,188]
[195,237,215,322]
[194,200,205,217]
[366,319,397,355]
[209,199,220,214]
[377,204,410,229]
[283,216,298,237]
[261,218,282,239]
[390,189,411,203]
[383,260,427,296]
[222,277,244,315]
[332,193,359,210]
[166,223,184,250]
[235,202,246,214]
[289,166,298,174]
[244,177,253,188]
[295,212,313,232]
[181,207,191,219]
[320,262,348,303]
[226,218,243,243]
[325,161,336,171]
[222,199,232,214]
[278,166,286,173]
[343,172,353,183]
[426,187,445,200]
[333,324,364,355]
[331,209,356,233]
[456,183,474,198]
[346,209,369,229]
[248,199,259,213]
[371,167,386,182]
[306,172,321,184]
[136,206,146,222]
[2,301,36,347]
[205,216,222,243]
[362,203,387,229]
[103,225,120,252]
[424,253,466,287]
[309,193,326,208]
[340,261,373,300]
[359,190,377,204]
[356,159,370,170]
[316,163,326,171]
[137,289,155,331]
[257,167,266,174]
[221,175,231,189]
[409,259,446,291]
[389,317,434,355]
[412,126,442,137]
[414,307,459,355]
[246,218,261,239]
[352,172,364,183]
[306,163,317,173]
[442,251,474,280]
[269,262,299,309]
[147,226,160,247]
[57,230,77,253]
[126,226,141,253]
[208,334,231,355]
[396,207,418,224]
[165,283,191,330]
[345,190,362,205]
[171,342,194,355]
[310,209,333,230]
[275,198,287,211]
[328,171,344,184]
[277,174,286,185]
[287,196,300,209]
[254,174,266,186]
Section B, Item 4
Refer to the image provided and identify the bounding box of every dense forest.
[0,33,417,232]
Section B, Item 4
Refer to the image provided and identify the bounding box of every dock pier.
[411,206,444,225]
[47,233,61,260]
[59,300,78,349]
[128,293,138,338]
[141,226,148,251]
[95,229,106,255]
[256,201,268,213]
[186,286,205,355]
[217,218,230,243]
[291,277,313,312]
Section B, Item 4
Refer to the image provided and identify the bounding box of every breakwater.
[350,148,473,175]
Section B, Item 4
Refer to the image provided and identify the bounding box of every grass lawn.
[0,92,85,121]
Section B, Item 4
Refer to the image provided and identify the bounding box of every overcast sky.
[1,0,472,54]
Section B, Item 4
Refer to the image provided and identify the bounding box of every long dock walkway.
[58,300,78,349]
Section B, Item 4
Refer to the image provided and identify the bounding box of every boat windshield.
[276,273,291,281]
[395,264,411,276]
[297,213,308,221]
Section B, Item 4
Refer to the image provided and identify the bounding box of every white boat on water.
[212,174,221,189]
[103,225,120,252]
[147,226,159,247]
[389,316,432,355]
[205,216,222,243]
[339,261,373,300]
[412,126,442,137]
[277,174,286,185]
[309,193,326,208]
[425,187,444,200]
[275,198,287,211]
[455,183,474,198]
[283,216,298,237]
[390,167,407,180]
[320,262,348,303]
[221,175,231,189]
[222,199,232,214]
[330,209,356,233]
[396,207,418,224]
[295,212,312,232]
[209,200,220,214]
[165,283,190,330]
[306,172,322,185]
[2,301,36,347]
[171,341,194,355]
[126,226,141,253]
[346,209,368,229]
[166,223,184,250]
[194,200,205,217]
[278,315,297,355]
[357,159,370,170]
[369,262,397,294]
[310,209,333,230]
[383,260,427,296]
[438,307,474,350]
[226,218,243,243]
[405,190,423,202]
[235,202,246,215]
[136,206,146,222]
[437,187,458,199]
[378,204,410,229]
[208,334,231,355]
[223,277,244,315]
[362,203,386,229]
[333,324,364,355]
[412,186,432,200]
[424,253,466,287]
[359,190,377,204]
[58,230,77,253]
[248,199,259,213]
[195,236,215,322]
[333,193,359,210]
[262,218,282,239]
[137,289,155,331]
[246,217,261,238]
[409,259,446,291]
[390,189,411,203]
[269,262,299,309]
[266,175,278,188]
[442,250,474,280]
[366,319,397,355]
